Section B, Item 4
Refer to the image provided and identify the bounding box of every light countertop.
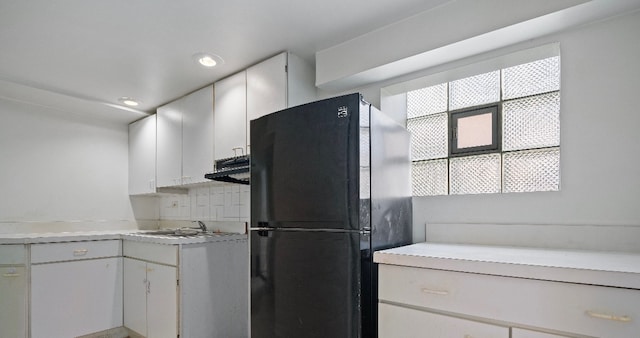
[0,230,247,245]
[374,243,640,290]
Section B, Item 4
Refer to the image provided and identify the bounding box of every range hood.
[205,155,250,185]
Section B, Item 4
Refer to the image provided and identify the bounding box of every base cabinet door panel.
[0,266,26,338]
[30,257,123,338]
[123,257,177,338]
[379,303,509,338]
[124,257,148,337]
[146,263,178,338]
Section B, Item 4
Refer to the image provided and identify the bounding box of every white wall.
[320,10,640,251]
[0,97,143,233]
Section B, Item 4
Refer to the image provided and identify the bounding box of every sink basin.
[139,228,204,237]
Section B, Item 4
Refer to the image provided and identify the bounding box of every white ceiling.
[0,0,450,124]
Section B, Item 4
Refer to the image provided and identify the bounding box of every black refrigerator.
[250,93,412,338]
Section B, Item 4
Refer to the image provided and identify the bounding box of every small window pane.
[450,153,501,195]
[412,159,448,196]
[449,71,500,110]
[503,92,560,151]
[457,112,493,149]
[503,56,560,99]
[407,83,448,118]
[503,148,560,193]
[451,105,499,156]
[407,113,448,160]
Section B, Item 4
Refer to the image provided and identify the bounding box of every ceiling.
[0,0,451,124]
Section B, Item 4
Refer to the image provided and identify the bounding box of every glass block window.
[450,153,501,195]
[407,113,448,160]
[407,83,447,117]
[503,56,560,99]
[503,148,560,193]
[407,55,561,196]
[449,71,500,110]
[412,159,448,196]
[360,128,370,167]
[502,92,560,151]
[359,167,370,199]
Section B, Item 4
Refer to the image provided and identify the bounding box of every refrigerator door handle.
[257,229,271,237]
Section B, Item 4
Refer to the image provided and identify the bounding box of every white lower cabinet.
[124,257,178,338]
[30,240,123,338]
[0,244,27,338]
[378,264,640,338]
[379,302,508,338]
[123,238,248,338]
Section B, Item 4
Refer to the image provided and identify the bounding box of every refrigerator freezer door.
[250,94,361,230]
[250,229,361,338]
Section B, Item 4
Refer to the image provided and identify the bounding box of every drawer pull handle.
[421,288,449,296]
[73,249,89,256]
[2,273,20,278]
[586,310,631,323]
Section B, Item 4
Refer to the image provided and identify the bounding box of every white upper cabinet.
[157,97,184,187]
[128,114,157,195]
[214,71,247,160]
[245,52,316,153]
[246,52,287,129]
[157,85,214,187]
[182,85,214,184]
[214,51,316,160]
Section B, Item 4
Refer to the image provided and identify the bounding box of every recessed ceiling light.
[192,53,224,68]
[118,97,140,107]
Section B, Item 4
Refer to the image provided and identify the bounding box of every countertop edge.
[374,243,640,290]
[0,231,247,245]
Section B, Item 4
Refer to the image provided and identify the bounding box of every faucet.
[194,220,207,232]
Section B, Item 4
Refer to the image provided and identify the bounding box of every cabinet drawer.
[0,244,26,264]
[31,240,121,264]
[379,302,509,338]
[379,264,640,338]
[123,240,177,266]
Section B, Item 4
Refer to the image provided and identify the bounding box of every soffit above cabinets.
[315,0,640,92]
[0,0,448,124]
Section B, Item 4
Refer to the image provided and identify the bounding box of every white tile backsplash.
[160,183,249,222]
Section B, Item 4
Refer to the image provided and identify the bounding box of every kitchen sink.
[138,228,205,237]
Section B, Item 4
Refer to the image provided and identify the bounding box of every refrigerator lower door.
[251,230,362,338]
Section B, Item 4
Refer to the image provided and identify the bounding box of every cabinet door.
[379,303,509,338]
[0,266,26,338]
[124,257,148,337]
[31,257,123,338]
[246,52,287,151]
[214,71,247,159]
[182,85,214,184]
[146,262,178,338]
[157,98,184,187]
[128,115,157,194]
